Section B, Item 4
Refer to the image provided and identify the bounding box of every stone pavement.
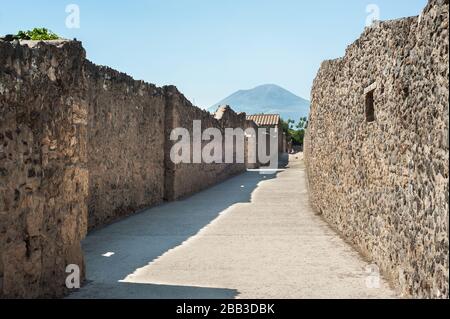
[69,154,397,299]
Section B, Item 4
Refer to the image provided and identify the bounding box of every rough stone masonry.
[0,40,88,298]
[0,40,259,298]
[304,0,449,298]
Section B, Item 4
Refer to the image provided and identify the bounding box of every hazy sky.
[1,0,427,107]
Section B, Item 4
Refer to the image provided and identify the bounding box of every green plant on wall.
[15,28,60,40]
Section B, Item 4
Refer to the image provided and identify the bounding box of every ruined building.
[305,0,449,298]
[246,114,288,153]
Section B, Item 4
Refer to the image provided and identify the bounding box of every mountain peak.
[255,83,284,89]
[239,84,286,93]
[210,84,310,121]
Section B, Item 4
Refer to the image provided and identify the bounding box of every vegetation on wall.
[1,28,60,41]
[17,28,60,40]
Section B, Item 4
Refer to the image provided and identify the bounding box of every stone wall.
[1,39,260,297]
[0,40,88,298]
[244,119,260,170]
[164,89,257,200]
[85,62,166,230]
[304,0,449,298]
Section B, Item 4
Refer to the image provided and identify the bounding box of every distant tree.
[295,117,308,146]
[280,119,293,138]
[296,117,308,131]
[281,117,308,146]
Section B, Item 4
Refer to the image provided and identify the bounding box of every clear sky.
[1,0,427,108]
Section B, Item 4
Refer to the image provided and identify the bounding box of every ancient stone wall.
[85,62,166,230]
[0,40,88,298]
[1,39,260,297]
[164,89,257,201]
[304,0,449,298]
[244,119,260,170]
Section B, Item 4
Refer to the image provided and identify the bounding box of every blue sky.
[1,0,427,108]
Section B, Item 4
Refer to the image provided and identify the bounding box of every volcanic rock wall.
[0,39,259,297]
[0,40,88,298]
[85,62,166,230]
[164,89,256,201]
[304,0,449,298]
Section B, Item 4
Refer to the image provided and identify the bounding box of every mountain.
[209,84,310,122]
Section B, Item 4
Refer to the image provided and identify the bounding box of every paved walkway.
[69,154,397,299]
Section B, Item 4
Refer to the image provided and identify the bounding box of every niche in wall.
[364,82,377,123]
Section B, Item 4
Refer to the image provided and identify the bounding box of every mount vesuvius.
[209,84,310,121]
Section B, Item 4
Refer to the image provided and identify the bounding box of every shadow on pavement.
[69,282,238,299]
[69,163,285,299]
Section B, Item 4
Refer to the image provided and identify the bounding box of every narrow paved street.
[69,155,397,299]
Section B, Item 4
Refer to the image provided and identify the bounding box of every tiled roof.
[246,114,281,126]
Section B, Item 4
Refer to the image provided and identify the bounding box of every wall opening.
[365,89,375,123]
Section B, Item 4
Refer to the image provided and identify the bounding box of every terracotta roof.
[246,114,281,126]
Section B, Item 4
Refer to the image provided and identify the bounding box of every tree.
[280,118,294,140]
[281,117,308,146]
[296,117,308,131]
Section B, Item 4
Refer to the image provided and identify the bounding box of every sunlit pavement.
[69,154,397,299]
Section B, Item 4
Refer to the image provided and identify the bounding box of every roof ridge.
[246,114,280,126]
